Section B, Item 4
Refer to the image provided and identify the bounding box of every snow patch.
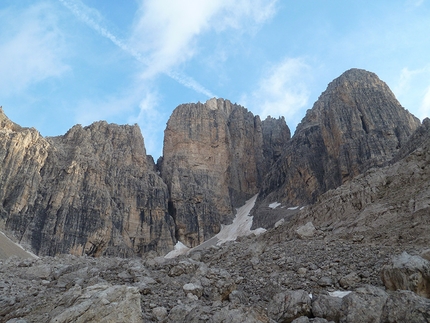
[164,194,266,258]
[328,291,352,298]
[164,241,190,259]
[0,230,38,259]
[269,202,281,209]
[288,206,299,210]
[216,194,265,244]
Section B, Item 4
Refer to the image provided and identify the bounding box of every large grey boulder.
[210,305,270,323]
[339,285,388,323]
[49,283,143,323]
[268,290,312,323]
[312,294,342,322]
[381,251,430,298]
[381,290,430,323]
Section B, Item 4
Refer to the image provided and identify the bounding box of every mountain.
[1,118,429,321]
[0,112,175,257]
[161,98,289,247]
[252,68,420,228]
[1,68,430,322]
[0,68,423,257]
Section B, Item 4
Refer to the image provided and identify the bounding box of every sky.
[1,0,430,158]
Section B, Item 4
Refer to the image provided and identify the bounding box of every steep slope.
[253,69,420,228]
[161,98,289,247]
[277,117,430,247]
[0,109,175,257]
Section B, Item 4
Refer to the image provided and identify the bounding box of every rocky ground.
[1,222,429,322]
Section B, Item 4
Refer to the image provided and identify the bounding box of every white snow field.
[0,230,38,260]
[165,194,266,258]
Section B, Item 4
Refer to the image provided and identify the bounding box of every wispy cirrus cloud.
[59,0,216,97]
[130,0,279,84]
[0,3,69,96]
[241,57,311,125]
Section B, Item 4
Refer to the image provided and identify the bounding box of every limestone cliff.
[0,108,175,257]
[256,69,420,220]
[284,118,430,246]
[161,98,289,247]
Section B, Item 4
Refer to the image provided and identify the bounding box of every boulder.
[339,272,361,289]
[312,294,342,322]
[268,290,312,323]
[49,284,143,323]
[381,251,430,298]
[381,290,430,323]
[210,305,270,323]
[339,285,388,323]
[296,222,316,239]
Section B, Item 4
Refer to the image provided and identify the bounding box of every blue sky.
[1,0,430,158]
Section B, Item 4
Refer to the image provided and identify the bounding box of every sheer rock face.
[161,98,289,247]
[258,69,420,214]
[0,109,175,257]
[279,118,430,248]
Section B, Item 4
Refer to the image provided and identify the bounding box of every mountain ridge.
[0,68,424,257]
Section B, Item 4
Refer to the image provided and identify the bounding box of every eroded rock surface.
[254,68,420,228]
[0,109,175,257]
[161,98,289,247]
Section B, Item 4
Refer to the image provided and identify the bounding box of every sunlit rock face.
[161,98,289,247]
[0,109,175,257]
[254,68,420,220]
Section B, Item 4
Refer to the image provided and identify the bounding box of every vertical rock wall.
[161,98,289,247]
[0,109,175,257]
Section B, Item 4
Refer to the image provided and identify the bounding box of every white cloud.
[130,0,278,80]
[59,0,216,97]
[0,3,69,96]
[242,57,311,124]
[419,86,430,119]
[392,65,430,119]
[394,67,429,97]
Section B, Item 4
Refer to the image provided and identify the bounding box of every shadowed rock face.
[254,69,421,228]
[0,110,175,257]
[161,98,289,247]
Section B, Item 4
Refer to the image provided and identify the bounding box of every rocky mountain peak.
[254,68,421,228]
[161,99,288,247]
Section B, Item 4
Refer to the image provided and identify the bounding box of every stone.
[420,249,430,262]
[183,282,203,298]
[291,317,310,323]
[268,290,312,323]
[311,294,342,323]
[381,251,430,298]
[210,305,270,323]
[49,284,144,323]
[297,267,307,276]
[296,222,316,239]
[339,272,361,289]
[339,285,388,323]
[381,290,430,323]
[318,277,334,287]
[152,306,168,322]
[228,290,247,304]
